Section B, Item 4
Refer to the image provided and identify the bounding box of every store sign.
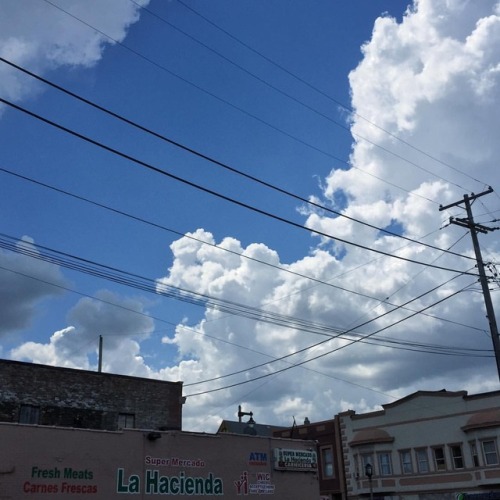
[248,452,268,466]
[234,471,275,495]
[23,466,98,495]
[117,468,223,495]
[273,449,317,472]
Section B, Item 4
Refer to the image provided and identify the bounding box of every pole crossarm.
[450,218,494,234]
[439,186,493,212]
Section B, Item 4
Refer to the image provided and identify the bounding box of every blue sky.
[2,0,500,432]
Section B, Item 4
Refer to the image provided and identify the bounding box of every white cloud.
[171,0,500,429]
[0,0,149,104]
[3,0,500,433]
[11,289,155,375]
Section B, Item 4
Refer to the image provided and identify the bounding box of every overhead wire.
[184,279,478,398]
[0,232,484,354]
[0,233,385,338]
[0,97,479,277]
[121,0,476,193]
[0,245,489,392]
[0,165,486,337]
[173,0,488,189]
[0,57,474,261]
[3,262,486,411]
[0,165,486,338]
[40,0,475,197]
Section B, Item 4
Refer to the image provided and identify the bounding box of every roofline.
[381,389,468,410]
[0,358,183,386]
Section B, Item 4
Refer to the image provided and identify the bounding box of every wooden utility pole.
[98,335,103,373]
[439,187,500,381]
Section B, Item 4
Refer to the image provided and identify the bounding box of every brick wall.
[0,359,183,431]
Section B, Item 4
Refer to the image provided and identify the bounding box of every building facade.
[0,359,183,431]
[275,417,345,499]
[339,390,500,499]
[0,423,321,498]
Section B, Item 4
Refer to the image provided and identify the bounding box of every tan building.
[0,423,320,498]
[339,389,500,499]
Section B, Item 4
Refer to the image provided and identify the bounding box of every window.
[450,445,464,469]
[400,450,413,474]
[117,413,135,429]
[19,405,40,424]
[433,447,446,471]
[482,440,499,466]
[470,442,479,467]
[416,448,429,473]
[321,447,334,478]
[378,452,393,476]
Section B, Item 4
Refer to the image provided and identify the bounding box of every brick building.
[275,417,345,499]
[0,359,183,431]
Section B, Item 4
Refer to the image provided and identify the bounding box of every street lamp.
[365,463,373,500]
[238,405,257,435]
[237,405,254,423]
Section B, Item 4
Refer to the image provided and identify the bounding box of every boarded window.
[19,405,40,424]
[118,413,135,429]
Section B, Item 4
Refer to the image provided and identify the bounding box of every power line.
[2,262,486,408]
[0,239,486,378]
[0,232,481,357]
[0,233,390,338]
[1,57,471,260]
[40,1,475,195]
[0,166,431,308]
[1,233,475,349]
[0,165,484,335]
[123,0,476,193]
[0,165,484,336]
[173,0,487,189]
[184,279,477,398]
[0,97,478,277]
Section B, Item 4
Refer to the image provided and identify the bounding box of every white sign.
[273,449,317,472]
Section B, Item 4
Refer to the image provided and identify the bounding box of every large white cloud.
[165,0,500,430]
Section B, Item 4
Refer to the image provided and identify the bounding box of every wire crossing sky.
[1,0,500,431]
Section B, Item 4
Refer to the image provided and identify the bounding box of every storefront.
[0,423,320,498]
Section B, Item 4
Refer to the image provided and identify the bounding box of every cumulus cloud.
[0,0,149,104]
[166,0,500,429]
[11,290,155,374]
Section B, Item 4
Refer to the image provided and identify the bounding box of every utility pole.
[98,335,103,373]
[439,187,500,381]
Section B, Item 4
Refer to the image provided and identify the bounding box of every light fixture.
[238,405,257,435]
[365,463,373,500]
[147,431,162,441]
[247,414,255,428]
[237,405,254,423]
[365,463,372,478]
